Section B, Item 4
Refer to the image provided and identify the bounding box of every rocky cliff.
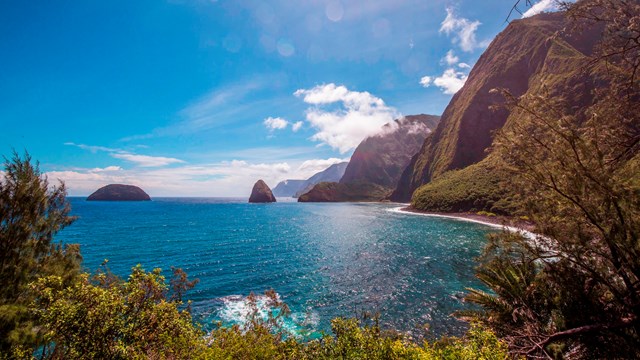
[340,114,440,187]
[272,180,307,197]
[299,115,439,202]
[272,162,348,198]
[293,162,348,198]
[391,12,603,205]
[248,180,276,203]
[87,184,151,201]
[298,181,390,203]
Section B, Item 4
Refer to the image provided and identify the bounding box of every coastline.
[389,206,537,239]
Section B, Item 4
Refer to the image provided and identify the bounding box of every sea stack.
[248,180,276,203]
[87,184,151,201]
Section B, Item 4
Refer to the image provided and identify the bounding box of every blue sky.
[0,0,557,196]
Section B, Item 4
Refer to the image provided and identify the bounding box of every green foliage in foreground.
[463,2,640,358]
[6,265,509,360]
[0,152,82,353]
[411,158,518,215]
[14,266,208,359]
[0,151,508,359]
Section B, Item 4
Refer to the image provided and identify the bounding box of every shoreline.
[389,206,537,238]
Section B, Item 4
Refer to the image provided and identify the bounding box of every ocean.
[58,197,496,339]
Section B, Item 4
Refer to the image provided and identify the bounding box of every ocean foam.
[387,207,538,240]
[213,293,319,339]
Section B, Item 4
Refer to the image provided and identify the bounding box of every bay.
[58,197,495,338]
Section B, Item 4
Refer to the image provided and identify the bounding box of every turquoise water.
[58,198,495,338]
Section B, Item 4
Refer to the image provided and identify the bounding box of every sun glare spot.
[277,39,295,57]
[325,0,344,22]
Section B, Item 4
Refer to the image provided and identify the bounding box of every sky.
[0,0,558,196]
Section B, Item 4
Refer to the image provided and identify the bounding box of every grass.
[411,157,519,215]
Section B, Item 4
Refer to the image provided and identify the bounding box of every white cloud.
[209,146,322,161]
[291,121,303,132]
[172,81,264,134]
[420,76,433,87]
[294,83,400,153]
[422,44,473,95]
[406,121,431,135]
[45,166,126,193]
[421,68,468,94]
[263,116,289,131]
[433,69,468,94]
[120,75,292,140]
[439,8,488,52]
[65,142,185,168]
[110,153,185,167]
[522,0,558,18]
[297,157,347,174]
[442,50,459,66]
[47,161,290,197]
[63,142,120,153]
[45,156,352,197]
[90,166,123,172]
[229,159,291,173]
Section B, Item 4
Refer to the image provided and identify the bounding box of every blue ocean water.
[58,197,496,338]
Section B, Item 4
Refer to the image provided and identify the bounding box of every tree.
[26,264,509,360]
[506,0,537,21]
[0,152,82,353]
[466,0,640,358]
[27,266,211,360]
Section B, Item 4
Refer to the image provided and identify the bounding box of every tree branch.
[525,317,638,356]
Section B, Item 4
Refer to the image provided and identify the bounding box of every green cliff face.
[394,12,605,212]
[299,115,439,202]
[410,156,516,214]
[340,114,440,188]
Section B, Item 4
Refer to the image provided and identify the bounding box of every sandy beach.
[389,206,537,238]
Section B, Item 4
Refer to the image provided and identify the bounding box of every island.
[86,184,151,201]
[248,180,276,203]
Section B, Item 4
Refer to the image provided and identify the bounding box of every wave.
[193,293,320,339]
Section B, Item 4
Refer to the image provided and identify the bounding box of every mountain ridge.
[272,180,307,197]
[391,12,604,205]
[271,163,348,198]
[300,114,440,202]
[294,162,349,198]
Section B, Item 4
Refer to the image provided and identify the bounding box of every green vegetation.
[464,1,640,358]
[393,7,574,203]
[411,158,518,215]
[18,266,208,359]
[475,212,496,218]
[13,265,510,360]
[0,153,509,358]
[298,181,392,202]
[0,152,82,353]
[5,1,638,358]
